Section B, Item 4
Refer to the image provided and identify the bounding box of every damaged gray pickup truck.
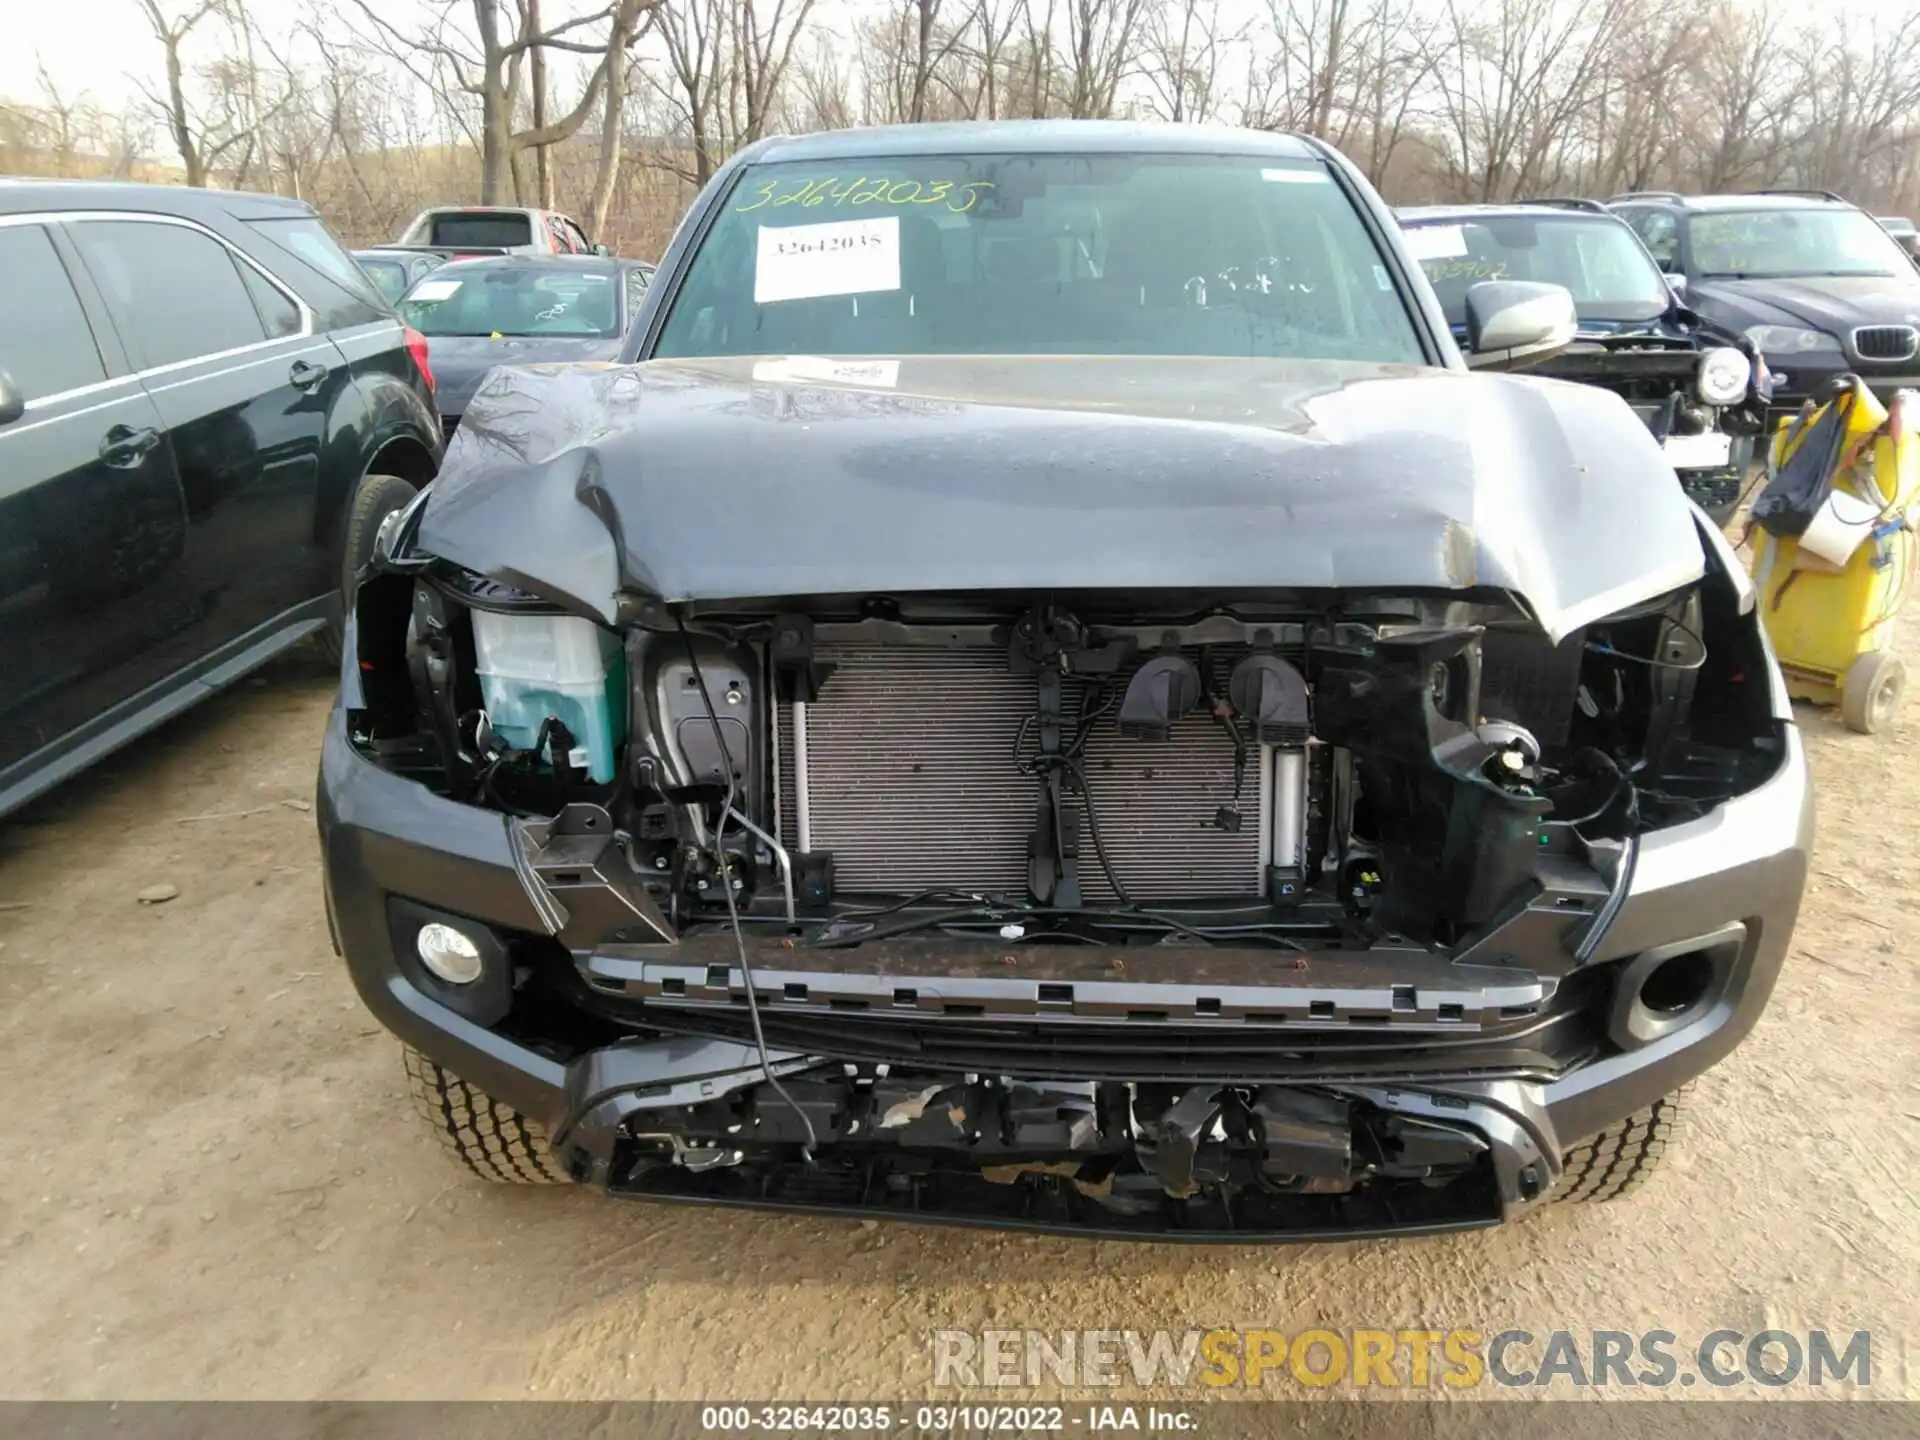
[318,122,1812,1239]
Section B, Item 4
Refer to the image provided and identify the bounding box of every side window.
[624,265,650,320]
[0,224,108,401]
[566,219,594,253]
[70,219,266,369]
[1632,210,1679,270]
[238,262,302,338]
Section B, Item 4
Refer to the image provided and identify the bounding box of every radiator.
[774,644,1266,903]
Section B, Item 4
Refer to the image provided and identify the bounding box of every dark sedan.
[398,255,654,438]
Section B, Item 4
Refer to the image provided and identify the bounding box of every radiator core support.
[774,643,1286,903]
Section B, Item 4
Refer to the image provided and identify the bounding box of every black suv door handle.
[99,424,161,468]
[289,359,329,392]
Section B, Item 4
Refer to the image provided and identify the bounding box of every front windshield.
[400,262,623,337]
[652,153,1425,363]
[1690,208,1912,279]
[1404,213,1669,327]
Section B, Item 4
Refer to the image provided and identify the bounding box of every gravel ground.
[0,647,1915,1404]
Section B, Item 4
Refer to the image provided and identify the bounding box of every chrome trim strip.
[12,208,316,415]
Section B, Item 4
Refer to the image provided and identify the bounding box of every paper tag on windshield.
[1262,167,1328,184]
[1403,225,1468,261]
[409,279,461,301]
[755,217,901,304]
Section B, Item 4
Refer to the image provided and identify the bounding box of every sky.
[4,0,296,111]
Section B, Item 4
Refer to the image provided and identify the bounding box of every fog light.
[416,922,484,984]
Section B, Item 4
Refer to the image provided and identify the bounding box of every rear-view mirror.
[1463,281,1578,371]
[0,370,24,426]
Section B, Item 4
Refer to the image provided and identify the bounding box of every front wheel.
[1553,1085,1690,1203]
[316,472,418,669]
[403,1047,573,1185]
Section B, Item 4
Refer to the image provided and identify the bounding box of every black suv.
[0,181,441,818]
[1607,189,1920,416]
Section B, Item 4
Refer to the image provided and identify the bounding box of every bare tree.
[134,0,251,186]
[585,0,658,236]
[348,0,655,203]
[1140,0,1229,123]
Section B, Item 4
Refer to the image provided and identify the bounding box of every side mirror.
[1666,273,1689,300]
[0,370,24,426]
[1463,280,1578,370]
[592,243,612,257]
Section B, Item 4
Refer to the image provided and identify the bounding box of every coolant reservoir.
[470,610,627,783]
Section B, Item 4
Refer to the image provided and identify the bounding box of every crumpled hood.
[417,354,1706,643]
[1693,274,1920,338]
[425,335,625,416]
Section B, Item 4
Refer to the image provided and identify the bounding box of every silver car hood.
[416,354,1706,642]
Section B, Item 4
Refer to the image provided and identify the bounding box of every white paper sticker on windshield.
[1403,225,1469,261]
[408,278,462,302]
[1262,167,1329,184]
[752,356,901,388]
[755,217,901,304]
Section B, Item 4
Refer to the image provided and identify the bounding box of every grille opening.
[1037,983,1074,1005]
[775,644,1270,904]
[783,983,809,1001]
[705,965,729,987]
[893,988,919,1007]
[1308,1000,1336,1019]
[1853,325,1919,361]
[661,977,686,996]
[1391,985,1417,1011]
[1195,997,1222,1016]
[1639,949,1715,1014]
[1437,1003,1465,1021]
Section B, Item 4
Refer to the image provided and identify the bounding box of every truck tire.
[403,1046,573,1185]
[316,473,418,669]
[1553,1085,1690,1203]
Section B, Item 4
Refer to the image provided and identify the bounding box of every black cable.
[1585,614,1708,672]
[1065,754,1133,907]
[1544,751,1630,830]
[675,613,818,1158]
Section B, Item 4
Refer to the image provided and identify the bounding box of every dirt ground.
[1,644,1916,1404]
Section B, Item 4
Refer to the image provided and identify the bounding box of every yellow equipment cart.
[1748,377,1919,733]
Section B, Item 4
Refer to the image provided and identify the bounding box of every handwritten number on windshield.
[736,177,992,215]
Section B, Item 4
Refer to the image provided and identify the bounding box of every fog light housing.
[386,898,515,1026]
[1606,926,1744,1050]
[416,922,484,984]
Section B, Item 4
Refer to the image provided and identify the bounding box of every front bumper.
[1763,356,1920,419]
[319,706,1812,1237]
